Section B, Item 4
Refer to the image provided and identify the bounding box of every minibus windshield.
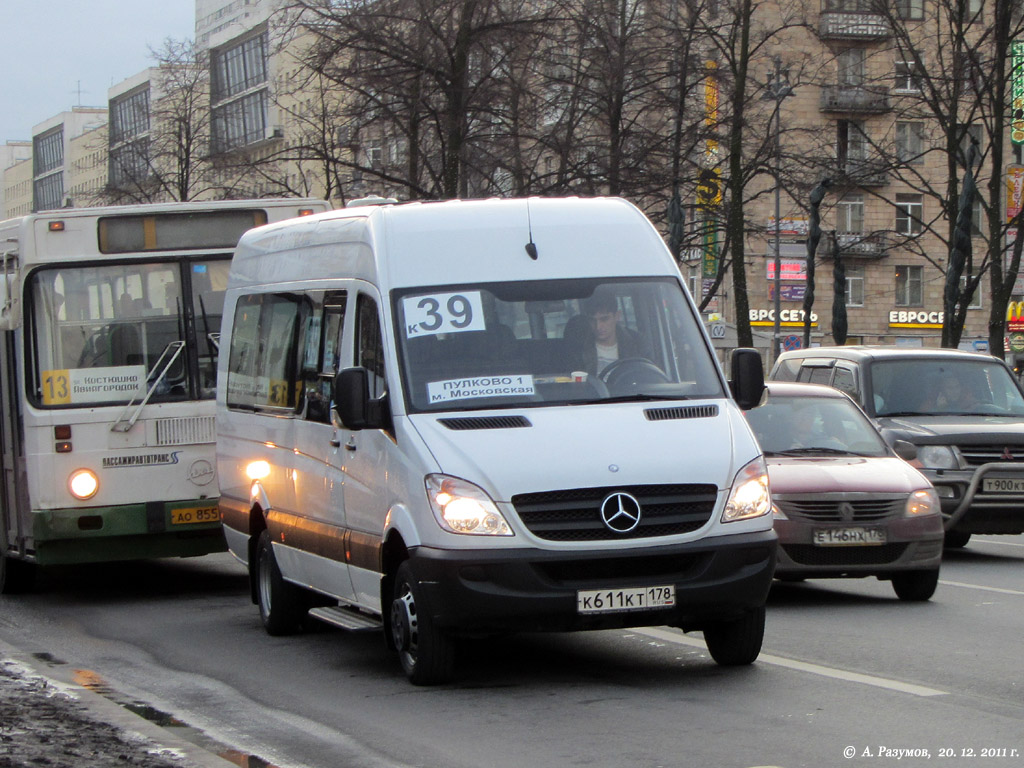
[395,277,725,412]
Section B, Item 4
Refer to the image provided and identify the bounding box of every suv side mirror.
[730,348,766,410]
[892,439,918,461]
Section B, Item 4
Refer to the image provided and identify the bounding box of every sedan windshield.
[745,394,890,457]
[395,277,724,412]
[871,358,1024,417]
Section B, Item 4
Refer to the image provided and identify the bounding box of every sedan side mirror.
[893,439,918,462]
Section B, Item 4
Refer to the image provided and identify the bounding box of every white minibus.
[216,196,776,684]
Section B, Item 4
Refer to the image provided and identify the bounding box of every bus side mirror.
[730,348,766,410]
[0,253,21,330]
[332,367,387,430]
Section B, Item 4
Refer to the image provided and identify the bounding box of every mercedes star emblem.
[600,491,642,533]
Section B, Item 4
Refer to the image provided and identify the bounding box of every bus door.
[0,330,27,555]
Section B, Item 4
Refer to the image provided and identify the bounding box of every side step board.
[309,605,384,633]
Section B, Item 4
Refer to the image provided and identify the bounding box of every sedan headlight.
[916,445,959,470]
[426,474,513,536]
[905,488,940,517]
[722,457,771,522]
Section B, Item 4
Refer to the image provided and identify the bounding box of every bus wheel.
[390,561,455,685]
[0,551,36,595]
[255,530,305,635]
[703,605,765,666]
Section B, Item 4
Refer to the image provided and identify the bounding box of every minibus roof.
[229,197,681,290]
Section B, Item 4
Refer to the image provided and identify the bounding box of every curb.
[0,637,240,768]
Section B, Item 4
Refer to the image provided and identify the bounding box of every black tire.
[0,550,36,595]
[703,605,766,666]
[943,530,971,549]
[390,561,455,685]
[255,529,306,635]
[892,569,939,602]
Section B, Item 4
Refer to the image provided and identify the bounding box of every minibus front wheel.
[702,605,765,666]
[255,530,306,636]
[390,561,455,685]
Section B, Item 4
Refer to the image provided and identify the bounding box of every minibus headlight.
[722,457,771,522]
[426,475,513,536]
[916,445,958,470]
[69,469,99,500]
[905,488,940,517]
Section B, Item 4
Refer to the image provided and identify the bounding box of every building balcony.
[822,231,894,260]
[819,12,891,40]
[840,159,889,187]
[820,85,891,113]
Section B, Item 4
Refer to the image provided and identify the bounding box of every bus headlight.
[69,469,99,500]
[722,457,771,522]
[426,474,513,536]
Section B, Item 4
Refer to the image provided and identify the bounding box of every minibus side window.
[303,294,346,424]
[356,293,387,400]
[225,293,302,411]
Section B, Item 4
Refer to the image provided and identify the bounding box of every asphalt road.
[0,535,1022,768]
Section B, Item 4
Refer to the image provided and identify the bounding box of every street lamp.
[762,56,793,362]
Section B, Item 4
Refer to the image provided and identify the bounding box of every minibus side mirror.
[730,348,766,410]
[333,367,387,430]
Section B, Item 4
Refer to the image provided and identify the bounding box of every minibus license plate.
[813,528,885,546]
[982,477,1024,493]
[577,585,675,614]
[171,506,220,526]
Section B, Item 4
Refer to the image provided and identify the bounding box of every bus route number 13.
[42,370,72,405]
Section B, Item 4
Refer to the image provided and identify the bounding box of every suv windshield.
[871,358,1024,417]
[395,277,724,412]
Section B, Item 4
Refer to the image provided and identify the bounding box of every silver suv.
[771,346,1024,548]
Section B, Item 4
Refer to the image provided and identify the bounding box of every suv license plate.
[814,528,885,546]
[983,477,1024,493]
[577,585,675,615]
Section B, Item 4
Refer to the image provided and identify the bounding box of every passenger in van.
[565,289,648,376]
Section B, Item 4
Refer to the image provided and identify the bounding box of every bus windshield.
[28,258,229,407]
[395,277,725,413]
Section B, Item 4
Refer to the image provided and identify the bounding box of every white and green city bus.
[0,199,328,591]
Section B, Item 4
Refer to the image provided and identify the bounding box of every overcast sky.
[0,0,196,143]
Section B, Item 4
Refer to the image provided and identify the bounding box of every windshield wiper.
[110,340,185,432]
[773,447,861,456]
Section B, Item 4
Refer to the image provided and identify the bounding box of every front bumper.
[773,513,943,578]
[405,529,777,635]
[926,461,1024,535]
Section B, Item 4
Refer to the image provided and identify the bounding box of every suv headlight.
[916,445,959,470]
[426,474,514,536]
[722,457,771,522]
[905,488,940,517]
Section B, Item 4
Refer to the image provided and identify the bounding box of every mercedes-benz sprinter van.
[216,197,776,684]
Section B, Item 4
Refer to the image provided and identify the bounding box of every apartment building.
[0,141,31,217]
[29,107,108,212]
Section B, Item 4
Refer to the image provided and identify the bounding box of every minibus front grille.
[438,415,532,430]
[512,484,717,541]
[644,405,719,421]
[155,416,216,446]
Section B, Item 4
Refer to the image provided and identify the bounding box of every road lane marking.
[939,579,1024,597]
[632,627,948,697]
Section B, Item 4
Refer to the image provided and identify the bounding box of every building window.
[846,265,865,307]
[960,274,983,309]
[896,122,925,164]
[109,139,151,187]
[211,31,269,153]
[836,194,864,234]
[33,129,63,176]
[822,0,872,10]
[110,87,150,144]
[837,120,869,173]
[895,0,924,20]
[895,194,924,234]
[895,265,923,306]
[837,48,866,86]
[894,59,924,92]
